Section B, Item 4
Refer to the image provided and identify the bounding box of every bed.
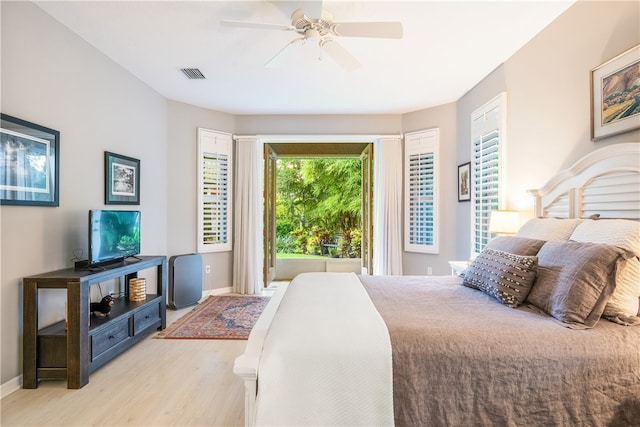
[234,142,640,426]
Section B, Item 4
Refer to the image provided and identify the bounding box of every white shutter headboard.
[527,142,640,220]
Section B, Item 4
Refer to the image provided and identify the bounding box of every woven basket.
[129,278,146,302]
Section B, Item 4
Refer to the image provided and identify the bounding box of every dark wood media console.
[23,256,166,389]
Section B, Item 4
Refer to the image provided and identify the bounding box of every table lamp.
[489,210,521,235]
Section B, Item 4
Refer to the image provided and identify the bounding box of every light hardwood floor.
[1,306,247,426]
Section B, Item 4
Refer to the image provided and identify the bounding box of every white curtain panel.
[233,137,264,294]
[373,137,404,275]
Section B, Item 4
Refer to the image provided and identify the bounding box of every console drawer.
[91,317,130,360]
[133,302,161,334]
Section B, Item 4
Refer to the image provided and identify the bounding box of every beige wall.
[454,0,640,260]
[402,103,458,276]
[166,100,235,291]
[1,2,168,385]
[235,114,402,135]
[503,0,640,202]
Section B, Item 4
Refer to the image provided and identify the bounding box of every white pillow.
[569,219,640,323]
[569,219,640,257]
[516,218,583,241]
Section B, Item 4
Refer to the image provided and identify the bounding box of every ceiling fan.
[221,2,403,71]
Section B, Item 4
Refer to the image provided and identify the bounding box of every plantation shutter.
[471,93,506,255]
[197,129,233,253]
[404,128,439,254]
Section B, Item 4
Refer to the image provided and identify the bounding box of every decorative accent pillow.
[526,241,631,329]
[516,218,583,241]
[569,219,640,325]
[463,248,538,308]
[487,236,546,256]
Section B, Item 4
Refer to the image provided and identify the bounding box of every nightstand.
[448,261,469,277]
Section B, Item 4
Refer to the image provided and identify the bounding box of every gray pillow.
[487,236,546,256]
[463,248,538,308]
[526,241,631,328]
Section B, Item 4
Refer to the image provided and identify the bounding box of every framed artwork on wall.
[0,114,60,206]
[591,44,640,140]
[458,162,471,202]
[105,151,140,205]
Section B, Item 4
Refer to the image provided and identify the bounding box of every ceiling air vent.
[180,68,206,80]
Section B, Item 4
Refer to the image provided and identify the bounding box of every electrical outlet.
[427,266,433,275]
[205,265,211,274]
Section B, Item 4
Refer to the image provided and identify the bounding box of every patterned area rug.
[157,295,269,340]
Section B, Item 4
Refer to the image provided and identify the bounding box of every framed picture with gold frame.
[591,44,640,140]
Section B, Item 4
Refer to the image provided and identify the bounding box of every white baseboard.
[1,375,22,399]
[202,286,232,299]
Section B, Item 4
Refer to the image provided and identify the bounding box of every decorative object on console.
[128,278,146,302]
[90,295,115,317]
[457,162,470,202]
[488,210,521,235]
[105,151,140,205]
[0,114,60,206]
[590,44,640,140]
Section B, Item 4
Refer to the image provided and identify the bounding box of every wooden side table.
[23,256,166,389]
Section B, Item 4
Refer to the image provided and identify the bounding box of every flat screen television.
[89,209,141,266]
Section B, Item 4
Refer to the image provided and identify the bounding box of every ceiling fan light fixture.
[305,27,321,40]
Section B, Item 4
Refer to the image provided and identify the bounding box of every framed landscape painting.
[105,151,140,205]
[0,114,60,206]
[591,44,640,140]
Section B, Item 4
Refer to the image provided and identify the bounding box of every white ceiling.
[35,1,575,115]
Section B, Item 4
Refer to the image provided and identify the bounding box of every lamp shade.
[489,210,521,235]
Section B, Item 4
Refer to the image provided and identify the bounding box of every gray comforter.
[359,275,640,427]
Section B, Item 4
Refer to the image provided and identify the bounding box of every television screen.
[89,210,141,266]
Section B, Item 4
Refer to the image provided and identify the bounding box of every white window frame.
[197,128,233,253]
[470,93,507,257]
[404,128,439,254]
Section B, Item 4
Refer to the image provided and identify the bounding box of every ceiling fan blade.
[265,38,305,68]
[321,39,360,72]
[221,19,294,31]
[332,22,403,39]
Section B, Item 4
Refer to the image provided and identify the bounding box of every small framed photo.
[458,162,471,202]
[105,151,140,205]
[591,44,640,140]
[0,114,60,206]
